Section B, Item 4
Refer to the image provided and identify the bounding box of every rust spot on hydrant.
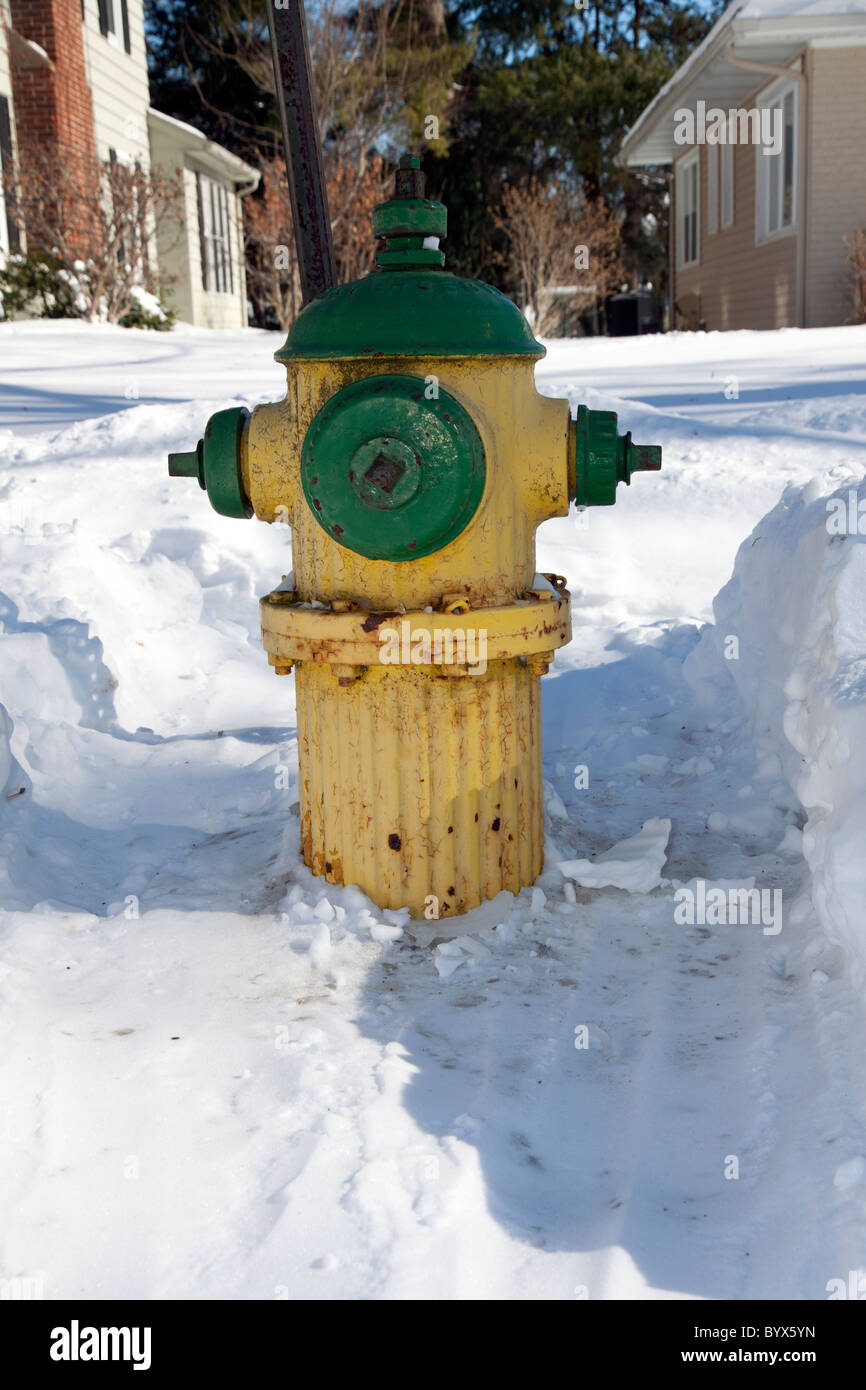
[388,833,401,850]
[361,611,400,632]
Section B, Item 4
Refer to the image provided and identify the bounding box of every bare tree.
[194,0,454,157]
[494,178,625,337]
[244,155,300,330]
[3,148,183,323]
[327,151,391,284]
[245,149,391,330]
[845,228,866,324]
[177,0,465,325]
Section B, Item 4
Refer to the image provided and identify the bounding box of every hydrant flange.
[260,575,571,669]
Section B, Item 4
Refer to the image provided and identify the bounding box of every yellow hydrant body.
[250,356,570,918]
[168,157,661,920]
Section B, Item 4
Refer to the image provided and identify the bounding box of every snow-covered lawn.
[1,318,865,1300]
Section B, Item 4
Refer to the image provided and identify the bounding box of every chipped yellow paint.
[243,356,570,609]
[259,580,571,668]
[296,658,543,917]
[243,352,573,918]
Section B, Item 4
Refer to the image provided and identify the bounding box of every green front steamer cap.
[168,406,251,518]
[301,374,486,561]
[574,403,662,507]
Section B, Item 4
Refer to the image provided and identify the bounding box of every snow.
[558,817,672,893]
[0,701,15,800]
[686,474,866,986]
[2,317,866,1299]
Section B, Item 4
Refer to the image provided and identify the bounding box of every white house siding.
[148,111,254,330]
[168,164,248,330]
[80,0,150,168]
[182,167,249,330]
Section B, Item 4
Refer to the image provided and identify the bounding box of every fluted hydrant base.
[295,659,543,918]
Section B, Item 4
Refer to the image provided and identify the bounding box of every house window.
[707,142,718,237]
[757,80,797,240]
[721,141,734,229]
[97,0,131,55]
[197,174,234,295]
[677,152,699,268]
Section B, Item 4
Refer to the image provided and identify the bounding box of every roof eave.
[147,108,260,188]
[620,10,866,168]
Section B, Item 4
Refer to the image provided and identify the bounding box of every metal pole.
[266,0,336,305]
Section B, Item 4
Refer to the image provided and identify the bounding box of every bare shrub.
[3,147,183,323]
[494,178,624,337]
[845,228,866,324]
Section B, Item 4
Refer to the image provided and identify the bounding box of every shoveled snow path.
[1,321,866,1298]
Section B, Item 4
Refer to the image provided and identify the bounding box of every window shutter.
[225,189,234,295]
[0,95,21,253]
[217,183,233,294]
[196,173,210,290]
[707,142,718,237]
[721,142,734,228]
[120,0,131,54]
[208,178,219,289]
[97,0,111,37]
[215,184,225,293]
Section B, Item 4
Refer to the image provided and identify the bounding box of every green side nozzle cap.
[168,444,203,481]
[573,404,662,507]
[167,406,252,519]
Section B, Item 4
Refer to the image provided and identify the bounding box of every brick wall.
[9,0,99,248]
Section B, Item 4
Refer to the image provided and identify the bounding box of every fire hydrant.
[168,156,661,919]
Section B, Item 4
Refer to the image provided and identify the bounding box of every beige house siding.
[805,45,866,328]
[672,73,800,331]
[80,0,150,168]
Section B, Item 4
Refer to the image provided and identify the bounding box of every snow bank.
[0,701,29,906]
[0,702,12,801]
[686,476,866,978]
